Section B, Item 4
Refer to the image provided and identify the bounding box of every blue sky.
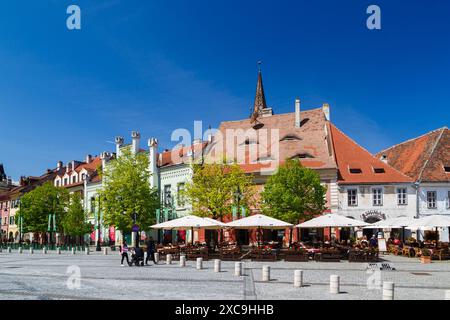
[0,0,449,180]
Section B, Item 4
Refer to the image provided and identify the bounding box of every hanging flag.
[241,206,246,218]
[232,206,237,220]
[47,214,51,232]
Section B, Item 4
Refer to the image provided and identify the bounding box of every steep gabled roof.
[376,127,449,182]
[330,124,413,184]
[205,107,337,174]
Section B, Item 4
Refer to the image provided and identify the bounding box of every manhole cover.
[411,272,431,276]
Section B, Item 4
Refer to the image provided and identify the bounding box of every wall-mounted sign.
[361,210,386,222]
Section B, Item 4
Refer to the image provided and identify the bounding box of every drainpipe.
[413,181,421,240]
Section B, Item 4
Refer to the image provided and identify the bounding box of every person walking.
[120,240,130,266]
[145,236,156,265]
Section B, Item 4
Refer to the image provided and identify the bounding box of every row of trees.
[16,184,91,244]
[16,148,326,245]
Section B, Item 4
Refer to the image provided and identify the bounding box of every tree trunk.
[289,228,293,248]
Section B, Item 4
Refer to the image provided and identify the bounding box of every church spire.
[250,62,272,123]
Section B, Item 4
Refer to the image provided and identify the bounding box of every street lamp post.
[96,196,101,251]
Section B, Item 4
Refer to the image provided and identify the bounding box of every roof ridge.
[377,126,447,156]
[417,127,447,182]
[330,123,413,182]
[221,107,323,124]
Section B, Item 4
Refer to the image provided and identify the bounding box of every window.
[164,185,172,206]
[397,188,407,205]
[9,216,14,225]
[64,178,68,185]
[373,168,385,174]
[72,176,77,183]
[56,180,60,187]
[349,168,362,174]
[373,188,383,206]
[427,191,437,209]
[177,183,185,207]
[444,166,450,173]
[447,191,450,209]
[347,189,358,206]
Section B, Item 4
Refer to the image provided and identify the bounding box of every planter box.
[421,256,431,264]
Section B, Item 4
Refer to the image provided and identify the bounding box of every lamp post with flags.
[96,196,102,251]
[47,213,56,249]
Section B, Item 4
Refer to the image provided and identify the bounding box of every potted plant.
[420,248,431,264]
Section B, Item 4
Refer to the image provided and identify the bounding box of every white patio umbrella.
[151,215,225,245]
[406,215,450,229]
[151,215,225,230]
[225,214,293,246]
[225,214,293,229]
[406,215,450,247]
[363,216,416,229]
[296,214,369,228]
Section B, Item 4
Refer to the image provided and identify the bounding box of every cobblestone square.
[1,251,449,300]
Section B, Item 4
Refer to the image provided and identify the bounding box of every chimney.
[100,152,110,170]
[148,138,159,189]
[57,161,63,170]
[66,162,70,173]
[295,98,301,127]
[322,103,330,121]
[71,160,75,171]
[85,154,92,164]
[131,131,141,154]
[115,136,124,157]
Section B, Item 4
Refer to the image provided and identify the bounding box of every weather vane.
[257,60,262,71]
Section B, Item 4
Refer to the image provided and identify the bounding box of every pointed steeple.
[250,62,272,123]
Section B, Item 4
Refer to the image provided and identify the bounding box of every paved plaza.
[0,249,449,300]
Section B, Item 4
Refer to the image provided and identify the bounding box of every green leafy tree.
[261,159,327,245]
[184,163,255,220]
[62,192,92,245]
[98,148,159,236]
[16,182,69,237]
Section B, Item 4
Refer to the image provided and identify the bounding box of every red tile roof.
[158,142,209,168]
[330,124,413,184]
[204,108,337,173]
[376,127,449,182]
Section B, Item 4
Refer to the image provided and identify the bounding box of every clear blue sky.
[1,0,449,180]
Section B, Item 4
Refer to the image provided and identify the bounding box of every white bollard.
[262,265,271,282]
[234,262,242,276]
[214,259,221,273]
[29,248,34,254]
[330,275,340,294]
[57,248,61,254]
[445,290,450,300]
[166,254,172,265]
[7,247,11,253]
[71,248,76,255]
[43,247,47,254]
[294,270,303,288]
[154,252,159,264]
[179,255,186,267]
[103,247,108,255]
[85,248,90,255]
[196,257,203,270]
[18,247,23,254]
[383,282,395,300]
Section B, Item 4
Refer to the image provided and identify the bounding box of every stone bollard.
[294,270,303,288]
[85,248,90,255]
[166,254,172,265]
[71,248,76,255]
[103,247,108,255]
[234,262,242,276]
[18,247,23,254]
[179,255,186,267]
[7,247,11,253]
[196,257,203,270]
[383,282,395,300]
[330,275,340,294]
[57,248,61,254]
[445,290,450,300]
[262,266,270,282]
[214,259,221,273]
[154,252,159,264]
[43,247,47,254]
[29,248,34,254]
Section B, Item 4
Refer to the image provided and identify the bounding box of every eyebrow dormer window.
[444,166,450,173]
[280,134,301,142]
[349,168,362,174]
[373,168,385,174]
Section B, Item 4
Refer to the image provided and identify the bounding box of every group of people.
[119,236,156,266]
